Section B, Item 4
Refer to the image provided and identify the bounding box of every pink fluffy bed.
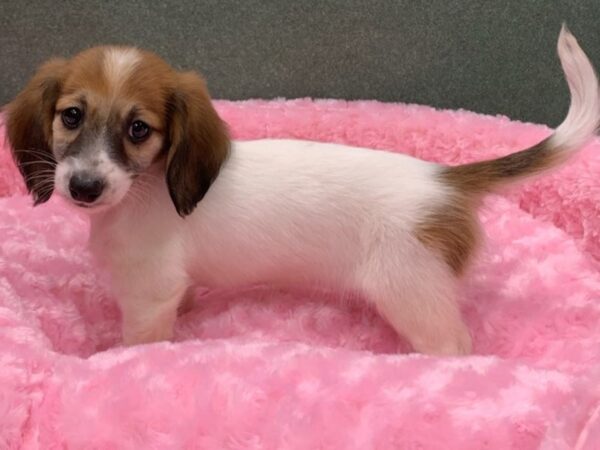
[1,99,600,449]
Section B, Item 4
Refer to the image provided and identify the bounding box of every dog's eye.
[129,120,151,143]
[61,107,83,129]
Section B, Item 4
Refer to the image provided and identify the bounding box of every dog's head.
[6,46,229,216]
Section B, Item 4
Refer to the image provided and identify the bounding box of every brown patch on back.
[415,195,481,275]
[418,135,566,274]
[440,138,563,194]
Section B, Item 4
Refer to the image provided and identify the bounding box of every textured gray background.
[1,1,599,126]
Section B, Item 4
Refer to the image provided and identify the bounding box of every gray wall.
[1,1,599,126]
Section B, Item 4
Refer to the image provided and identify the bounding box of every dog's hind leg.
[356,238,472,356]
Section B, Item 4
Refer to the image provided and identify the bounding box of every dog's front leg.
[113,274,189,346]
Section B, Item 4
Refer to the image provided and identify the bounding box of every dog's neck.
[88,164,177,238]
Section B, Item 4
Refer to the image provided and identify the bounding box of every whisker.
[129,192,144,206]
[29,175,54,185]
[12,147,55,153]
[34,180,55,191]
[30,179,54,191]
[33,185,55,198]
[17,161,57,168]
[24,176,56,186]
[134,172,162,183]
[23,169,56,177]
[13,154,57,161]
[126,192,146,209]
[129,184,149,200]
[132,181,154,192]
[22,167,56,173]
[127,184,153,209]
[24,175,55,184]
[23,168,56,175]
[135,176,162,188]
[35,187,54,196]
[12,148,56,155]
[131,178,155,191]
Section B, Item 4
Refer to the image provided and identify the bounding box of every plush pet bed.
[1,99,600,449]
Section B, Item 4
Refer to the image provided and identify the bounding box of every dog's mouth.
[71,199,110,213]
[74,201,92,208]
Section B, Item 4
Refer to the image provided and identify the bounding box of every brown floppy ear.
[166,71,230,217]
[6,58,67,205]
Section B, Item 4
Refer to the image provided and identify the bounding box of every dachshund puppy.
[6,26,599,355]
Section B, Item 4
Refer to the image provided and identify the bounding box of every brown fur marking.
[416,196,480,275]
[165,71,230,217]
[6,58,68,203]
[418,137,563,274]
[440,138,562,194]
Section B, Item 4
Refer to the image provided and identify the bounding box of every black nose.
[69,174,105,203]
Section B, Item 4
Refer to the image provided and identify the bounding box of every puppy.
[6,26,599,355]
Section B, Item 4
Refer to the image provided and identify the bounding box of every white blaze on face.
[103,47,141,93]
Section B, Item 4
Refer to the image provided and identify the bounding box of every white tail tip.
[551,24,600,151]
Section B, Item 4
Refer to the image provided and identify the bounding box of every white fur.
[550,25,600,152]
[88,140,471,354]
[103,48,141,93]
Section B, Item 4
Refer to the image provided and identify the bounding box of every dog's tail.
[441,25,600,194]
